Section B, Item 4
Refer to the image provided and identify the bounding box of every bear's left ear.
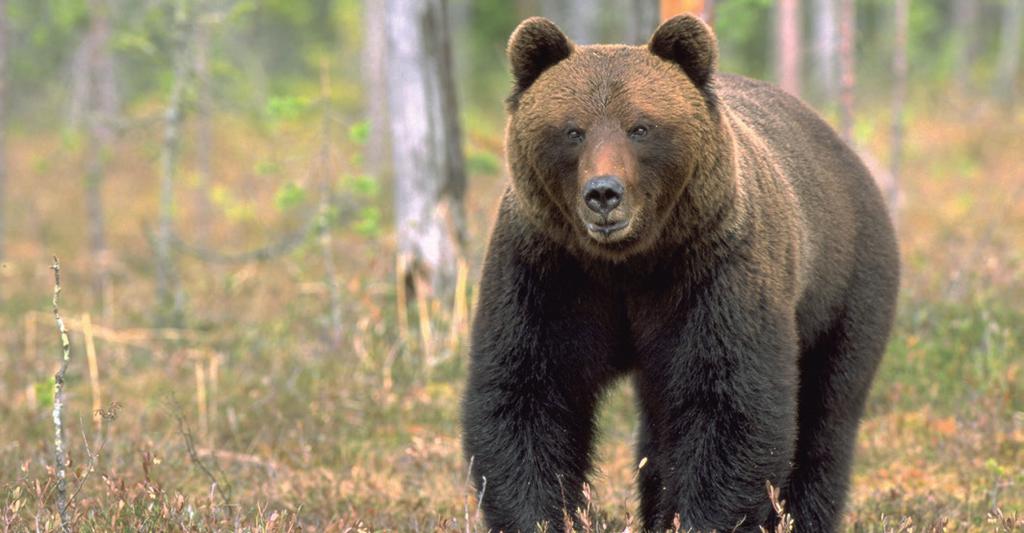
[508,17,573,94]
[648,14,718,88]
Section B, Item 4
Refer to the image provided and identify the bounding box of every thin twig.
[169,397,232,507]
[50,256,71,532]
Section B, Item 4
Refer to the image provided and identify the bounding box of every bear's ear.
[508,17,573,94]
[648,14,718,88]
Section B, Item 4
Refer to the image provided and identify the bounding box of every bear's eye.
[566,128,585,144]
[628,125,649,140]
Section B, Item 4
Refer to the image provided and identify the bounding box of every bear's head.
[505,15,729,261]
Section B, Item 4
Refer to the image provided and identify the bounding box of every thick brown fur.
[462,15,899,533]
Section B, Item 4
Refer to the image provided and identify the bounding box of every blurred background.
[0,0,1021,530]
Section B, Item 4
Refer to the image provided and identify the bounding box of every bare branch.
[50,256,71,532]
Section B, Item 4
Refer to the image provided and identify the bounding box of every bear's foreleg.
[633,274,799,532]
[462,242,623,532]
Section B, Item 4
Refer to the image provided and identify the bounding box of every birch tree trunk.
[0,0,6,271]
[776,0,802,96]
[540,0,601,44]
[156,0,189,325]
[386,0,467,298]
[837,0,856,143]
[363,0,390,179]
[813,0,838,106]
[996,0,1023,108]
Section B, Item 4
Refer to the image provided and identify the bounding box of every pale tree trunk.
[996,0,1023,108]
[83,0,118,320]
[813,0,838,106]
[0,0,7,273]
[363,0,390,179]
[888,0,908,224]
[386,0,467,298]
[156,0,189,326]
[952,0,978,98]
[776,0,802,96]
[837,0,855,143]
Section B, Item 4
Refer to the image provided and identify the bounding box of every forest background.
[0,0,1021,531]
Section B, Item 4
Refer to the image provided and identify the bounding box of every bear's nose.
[583,176,624,216]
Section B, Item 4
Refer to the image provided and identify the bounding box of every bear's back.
[714,73,898,339]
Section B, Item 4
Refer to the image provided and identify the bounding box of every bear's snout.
[582,176,624,216]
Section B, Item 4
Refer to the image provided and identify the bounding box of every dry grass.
[0,99,1022,531]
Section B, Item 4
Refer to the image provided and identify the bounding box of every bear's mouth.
[584,218,630,241]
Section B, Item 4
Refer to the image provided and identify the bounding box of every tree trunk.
[996,0,1023,108]
[84,0,118,319]
[0,0,7,272]
[837,0,855,143]
[776,0,802,96]
[362,0,390,179]
[813,0,838,106]
[952,0,978,98]
[319,60,343,348]
[386,0,467,298]
[193,9,213,247]
[887,0,908,224]
[660,0,708,21]
[156,0,189,326]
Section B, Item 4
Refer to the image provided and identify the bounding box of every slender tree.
[74,0,119,318]
[156,0,190,325]
[776,0,802,96]
[542,0,601,44]
[193,3,213,247]
[837,0,855,143]
[0,0,7,270]
[362,0,389,179]
[996,0,1023,108]
[888,0,909,223]
[812,0,838,106]
[952,0,978,98]
[386,0,467,297]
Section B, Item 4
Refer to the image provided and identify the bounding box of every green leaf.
[348,121,370,145]
[275,182,307,211]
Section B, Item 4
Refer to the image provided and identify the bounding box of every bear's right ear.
[508,17,573,95]
[648,14,718,88]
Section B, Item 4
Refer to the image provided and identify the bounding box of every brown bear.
[462,14,899,533]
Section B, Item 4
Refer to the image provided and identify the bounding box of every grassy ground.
[0,98,1022,532]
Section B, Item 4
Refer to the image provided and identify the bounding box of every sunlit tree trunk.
[363,0,389,179]
[386,0,467,298]
[837,0,855,143]
[0,0,7,272]
[660,0,710,22]
[776,0,801,96]
[996,0,1023,108]
[813,0,838,106]
[156,0,189,326]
